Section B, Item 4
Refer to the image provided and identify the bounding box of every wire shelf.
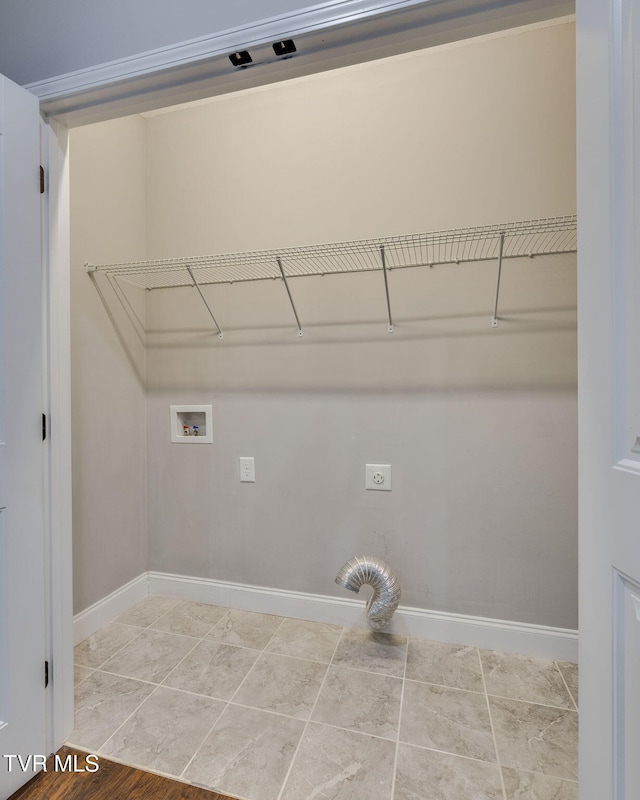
[87,215,577,288]
[86,215,577,334]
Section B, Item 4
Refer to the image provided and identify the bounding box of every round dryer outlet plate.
[366,464,392,491]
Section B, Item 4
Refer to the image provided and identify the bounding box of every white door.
[0,75,48,798]
[577,0,640,798]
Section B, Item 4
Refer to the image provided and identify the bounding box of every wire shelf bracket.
[380,246,394,333]
[187,266,223,338]
[85,215,577,335]
[492,233,506,328]
[277,257,303,337]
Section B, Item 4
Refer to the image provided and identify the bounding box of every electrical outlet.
[239,457,255,482]
[366,464,391,491]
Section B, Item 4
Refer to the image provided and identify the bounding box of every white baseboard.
[73,573,148,645]
[74,570,578,661]
[148,571,578,661]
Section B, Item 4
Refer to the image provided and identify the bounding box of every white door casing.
[41,117,74,763]
[0,75,48,798]
[577,0,640,798]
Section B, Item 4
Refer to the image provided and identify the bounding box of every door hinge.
[40,165,45,194]
[45,660,49,688]
[42,413,47,441]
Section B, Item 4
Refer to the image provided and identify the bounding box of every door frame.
[43,0,590,769]
[42,118,74,752]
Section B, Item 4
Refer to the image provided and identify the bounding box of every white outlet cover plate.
[366,464,392,491]
[239,456,255,482]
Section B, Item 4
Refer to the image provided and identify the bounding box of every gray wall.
[70,115,148,613]
[147,387,577,626]
[143,21,578,628]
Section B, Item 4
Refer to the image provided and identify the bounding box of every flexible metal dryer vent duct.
[335,556,401,631]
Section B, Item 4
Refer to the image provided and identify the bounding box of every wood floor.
[9,747,235,800]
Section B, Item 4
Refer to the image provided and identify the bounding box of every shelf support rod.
[277,257,303,337]
[491,233,506,328]
[187,266,223,338]
[380,246,394,333]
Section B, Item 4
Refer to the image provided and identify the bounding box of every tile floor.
[70,596,579,800]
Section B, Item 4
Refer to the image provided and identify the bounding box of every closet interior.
[71,14,577,633]
[69,16,578,799]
